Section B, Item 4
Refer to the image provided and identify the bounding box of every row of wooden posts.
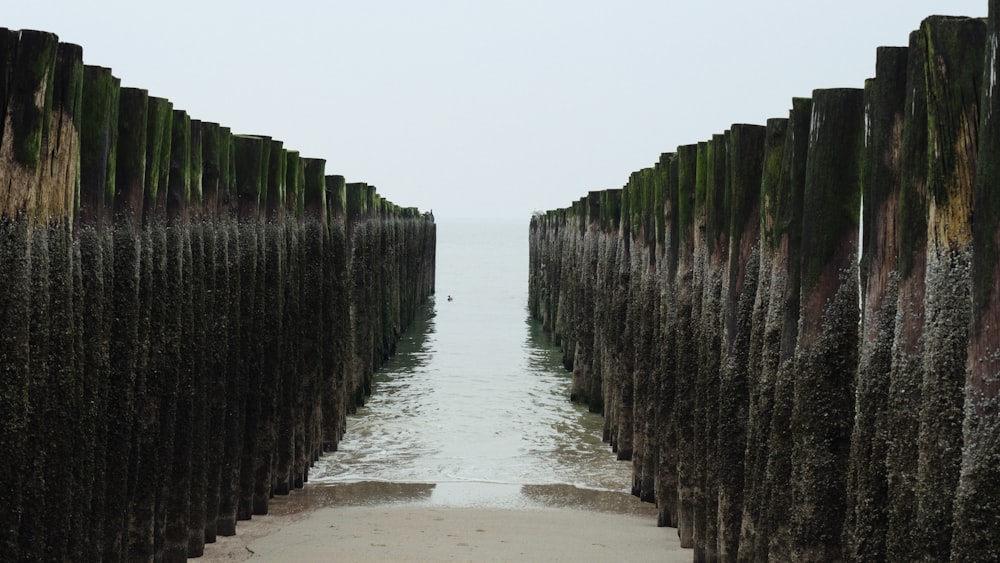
[530,10,998,563]
[0,28,436,562]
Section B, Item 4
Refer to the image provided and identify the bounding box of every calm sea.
[311,218,645,512]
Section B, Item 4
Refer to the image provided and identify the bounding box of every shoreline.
[197,482,689,562]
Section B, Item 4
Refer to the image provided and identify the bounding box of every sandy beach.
[198,483,690,562]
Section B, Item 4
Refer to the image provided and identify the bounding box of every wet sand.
[198,482,690,562]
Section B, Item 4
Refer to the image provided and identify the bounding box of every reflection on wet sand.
[264,481,657,522]
[520,483,660,516]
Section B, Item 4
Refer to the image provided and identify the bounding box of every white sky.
[4,1,987,219]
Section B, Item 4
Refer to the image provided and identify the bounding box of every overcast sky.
[5,1,987,219]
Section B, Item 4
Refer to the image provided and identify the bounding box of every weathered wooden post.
[789,87,864,562]
[0,29,60,561]
[198,121,229,545]
[253,140,286,516]
[232,135,268,523]
[217,135,265,534]
[737,116,787,562]
[77,63,120,562]
[325,173,352,450]
[32,40,84,563]
[301,158,327,471]
[762,97,811,561]
[105,86,147,561]
[885,29,930,563]
[79,65,119,228]
[843,46,908,563]
[0,29,58,562]
[273,152,305,497]
[694,132,727,563]
[915,16,984,562]
[215,128,250,536]
[717,123,766,561]
[184,118,211,559]
[155,108,190,563]
[0,30,58,219]
[673,142,699,549]
[655,151,680,529]
[950,3,1000,560]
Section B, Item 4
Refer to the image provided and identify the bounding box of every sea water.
[312,218,643,512]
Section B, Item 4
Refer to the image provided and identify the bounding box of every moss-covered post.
[19,39,83,562]
[76,62,120,563]
[762,97,811,561]
[885,29,930,563]
[216,129,238,537]
[915,17,984,562]
[275,150,298,496]
[232,135,267,523]
[150,108,189,562]
[951,3,1000,560]
[327,174,347,220]
[142,97,173,223]
[647,153,679,527]
[717,123,766,561]
[133,105,170,563]
[105,86,146,562]
[79,65,119,229]
[737,116,787,562]
[789,87,864,562]
[694,132,727,563]
[0,30,58,219]
[0,30,56,562]
[843,46,908,563]
[0,29,31,560]
[654,152,680,529]
[673,142,699,549]
[325,173,352,453]
[301,158,327,473]
[253,139,286,516]
[183,118,210,560]
[274,153,304,497]
[38,42,82,228]
[197,121,228,545]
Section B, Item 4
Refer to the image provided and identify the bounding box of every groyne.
[0,29,435,562]
[529,8,999,562]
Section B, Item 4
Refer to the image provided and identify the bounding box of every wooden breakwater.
[0,29,436,562]
[529,8,999,563]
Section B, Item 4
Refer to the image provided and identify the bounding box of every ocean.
[311,217,643,511]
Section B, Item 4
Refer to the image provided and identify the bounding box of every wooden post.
[0,30,58,220]
[38,42,83,227]
[655,151,679,529]
[717,123,766,561]
[843,46,908,563]
[107,86,146,562]
[77,63,120,562]
[762,97,811,560]
[951,2,1000,559]
[79,65,119,229]
[673,142,699,549]
[162,109,192,563]
[885,29,930,563]
[737,116,787,561]
[185,118,210,557]
[694,132,727,563]
[0,167,31,562]
[915,16,984,562]
[789,87,864,562]
[143,96,173,224]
